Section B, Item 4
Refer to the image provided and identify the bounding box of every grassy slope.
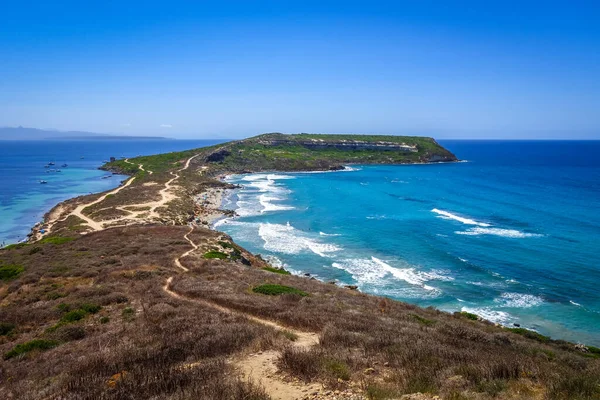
[0,227,598,399]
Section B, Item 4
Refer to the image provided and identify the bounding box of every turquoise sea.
[0,139,225,245]
[217,141,600,346]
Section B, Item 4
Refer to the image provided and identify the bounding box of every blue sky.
[1,1,599,139]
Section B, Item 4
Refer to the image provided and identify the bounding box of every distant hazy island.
[1,133,598,400]
[0,126,168,141]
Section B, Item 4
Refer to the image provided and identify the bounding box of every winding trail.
[163,227,321,400]
[38,155,199,237]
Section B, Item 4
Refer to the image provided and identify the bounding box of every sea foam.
[456,227,542,238]
[331,256,451,293]
[258,222,341,257]
[432,208,491,227]
[496,292,543,308]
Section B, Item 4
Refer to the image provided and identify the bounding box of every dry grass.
[171,254,600,400]
[0,226,276,399]
[2,222,599,399]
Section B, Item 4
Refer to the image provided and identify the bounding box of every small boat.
[56,169,62,172]
[44,165,50,168]
[48,162,55,166]
[61,164,68,167]
[39,180,48,184]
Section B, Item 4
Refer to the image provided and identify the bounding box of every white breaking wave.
[431,208,491,227]
[319,231,341,237]
[258,223,341,257]
[259,194,295,213]
[456,227,542,238]
[495,292,544,308]
[331,256,452,294]
[461,306,512,325]
[432,208,542,238]
[570,300,582,307]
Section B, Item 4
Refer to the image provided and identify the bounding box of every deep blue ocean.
[0,139,225,245]
[217,141,600,346]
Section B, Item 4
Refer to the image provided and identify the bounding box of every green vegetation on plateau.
[103,132,457,176]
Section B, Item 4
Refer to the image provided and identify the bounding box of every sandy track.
[163,227,322,400]
[37,155,200,237]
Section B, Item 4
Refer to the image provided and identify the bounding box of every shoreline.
[202,167,600,347]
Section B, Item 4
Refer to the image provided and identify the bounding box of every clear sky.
[1,1,599,139]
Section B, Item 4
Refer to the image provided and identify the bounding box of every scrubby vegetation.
[0,263,24,280]
[4,339,59,359]
[252,284,308,297]
[262,266,292,275]
[203,250,229,259]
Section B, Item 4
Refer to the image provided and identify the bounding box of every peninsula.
[1,134,598,400]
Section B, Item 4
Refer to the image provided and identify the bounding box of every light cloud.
[122,123,131,127]
[160,124,173,128]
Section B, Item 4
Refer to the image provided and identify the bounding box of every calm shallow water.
[217,141,600,345]
[0,139,226,245]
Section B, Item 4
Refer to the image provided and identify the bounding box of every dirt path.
[37,155,200,237]
[163,228,323,400]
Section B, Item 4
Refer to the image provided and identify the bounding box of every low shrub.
[0,322,16,336]
[80,303,101,314]
[1,243,28,250]
[55,325,86,341]
[39,236,75,245]
[100,316,110,324]
[262,266,291,275]
[252,284,308,297]
[457,311,479,321]
[0,264,24,281]
[506,327,550,343]
[203,251,228,260]
[4,339,59,359]
[61,309,87,323]
[281,330,298,342]
[122,307,136,321]
[323,359,350,381]
[411,314,435,326]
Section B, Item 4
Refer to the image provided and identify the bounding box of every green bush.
[80,303,101,314]
[0,264,24,281]
[0,322,16,336]
[38,236,75,245]
[203,250,228,259]
[1,243,28,250]
[61,309,88,323]
[262,266,291,275]
[4,339,59,359]
[46,292,66,300]
[506,327,550,343]
[100,316,110,324]
[457,311,479,321]
[252,284,307,297]
[323,359,350,381]
[122,307,136,321]
[411,314,435,326]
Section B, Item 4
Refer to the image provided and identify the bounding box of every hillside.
[1,134,598,400]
